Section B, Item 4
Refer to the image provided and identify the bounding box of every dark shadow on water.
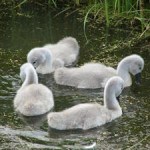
[48,124,108,139]
[17,110,54,129]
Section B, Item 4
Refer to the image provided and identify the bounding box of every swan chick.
[27,37,79,74]
[14,63,54,116]
[47,76,124,130]
[54,54,144,88]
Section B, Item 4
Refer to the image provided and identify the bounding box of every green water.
[0,10,150,149]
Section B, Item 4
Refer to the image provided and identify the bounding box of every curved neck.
[104,87,121,111]
[21,68,38,89]
[117,60,132,87]
[46,50,53,69]
[37,50,53,73]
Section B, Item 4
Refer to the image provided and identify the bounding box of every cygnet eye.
[139,66,141,70]
[32,61,36,64]
[121,86,123,91]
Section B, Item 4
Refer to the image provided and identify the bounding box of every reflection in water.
[0,9,149,149]
[0,126,49,141]
[0,126,62,149]
[19,113,49,128]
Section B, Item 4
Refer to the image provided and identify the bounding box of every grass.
[82,0,149,27]
[104,0,109,27]
[48,0,57,8]
[1,0,149,38]
[83,4,96,43]
[80,0,150,40]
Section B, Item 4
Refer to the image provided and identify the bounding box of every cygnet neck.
[45,49,53,67]
[117,59,132,87]
[21,67,38,89]
[104,85,120,111]
[37,49,53,73]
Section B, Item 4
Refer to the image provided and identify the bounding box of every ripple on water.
[0,10,149,150]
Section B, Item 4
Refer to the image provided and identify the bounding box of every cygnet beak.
[135,73,141,85]
[116,95,120,102]
[33,65,36,69]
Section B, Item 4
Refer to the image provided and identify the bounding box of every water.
[0,9,150,149]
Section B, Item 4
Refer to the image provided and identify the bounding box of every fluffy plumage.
[54,54,144,88]
[47,76,124,130]
[27,37,79,74]
[14,63,54,116]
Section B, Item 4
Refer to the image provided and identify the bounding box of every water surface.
[0,10,150,149]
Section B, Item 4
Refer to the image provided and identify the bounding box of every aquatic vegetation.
[0,4,149,149]
[80,0,149,33]
[0,0,149,38]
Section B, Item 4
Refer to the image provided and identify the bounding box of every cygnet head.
[27,47,50,69]
[105,76,124,99]
[104,76,124,113]
[117,54,144,85]
[20,63,38,83]
[20,63,33,81]
[128,55,144,84]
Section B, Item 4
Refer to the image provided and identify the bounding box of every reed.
[1,0,149,34]
[75,0,80,6]
[104,0,109,27]
[83,4,96,42]
[82,0,149,33]
[48,0,57,8]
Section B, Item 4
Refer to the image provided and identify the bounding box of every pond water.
[0,9,150,149]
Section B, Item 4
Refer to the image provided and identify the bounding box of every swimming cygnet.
[27,37,79,74]
[47,76,124,130]
[14,63,54,116]
[54,54,144,89]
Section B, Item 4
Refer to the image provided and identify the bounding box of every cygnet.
[47,76,124,130]
[14,63,54,116]
[54,54,144,88]
[27,37,79,74]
